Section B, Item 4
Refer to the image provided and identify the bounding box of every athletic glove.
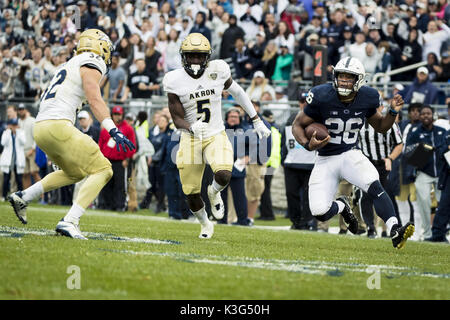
[109,128,136,153]
[252,118,271,139]
[189,119,208,139]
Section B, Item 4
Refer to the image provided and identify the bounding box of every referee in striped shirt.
[358,109,403,238]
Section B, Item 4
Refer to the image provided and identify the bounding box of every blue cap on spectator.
[7,118,18,126]
[442,52,449,58]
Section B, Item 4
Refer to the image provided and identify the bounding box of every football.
[305,123,329,140]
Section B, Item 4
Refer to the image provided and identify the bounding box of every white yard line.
[0,225,179,245]
[102,248,450,279]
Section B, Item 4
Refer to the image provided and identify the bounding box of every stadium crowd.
[0,0,449,242]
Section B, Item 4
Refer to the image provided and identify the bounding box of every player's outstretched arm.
[224,77,271,139]
[368,94,404,134]
[81,66,135,152]
[292,111,330,151]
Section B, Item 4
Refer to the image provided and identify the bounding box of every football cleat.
[207,185,224,220]
[8,192,28,224]
[391,222,415,249]
[55,219,88,240]
[336,196,358,234]
[199,219,214,239]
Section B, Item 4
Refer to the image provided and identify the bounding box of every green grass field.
[0,202,449,300]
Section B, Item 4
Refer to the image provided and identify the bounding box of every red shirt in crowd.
[98,120,136,161]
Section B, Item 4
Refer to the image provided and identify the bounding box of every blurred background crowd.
[0,0,449,242]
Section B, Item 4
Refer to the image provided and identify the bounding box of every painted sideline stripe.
[0,225,180,245]
[102,248,450,279]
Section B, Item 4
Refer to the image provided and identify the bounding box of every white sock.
[336,200,345,213]
[385,216,399,235]
[22,182,44,203]
[212,179,226,193]
[64,203,85,225]
[192,207,208,225]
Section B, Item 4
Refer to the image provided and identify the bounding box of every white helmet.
[333,57,366,96]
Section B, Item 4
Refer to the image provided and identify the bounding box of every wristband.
[388,108,399,116]
[102,118,116,132]
[387,156,393,162]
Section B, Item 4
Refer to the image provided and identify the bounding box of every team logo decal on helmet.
[180,33,212,77]
[332,57,366,96]
[76,29,114,67]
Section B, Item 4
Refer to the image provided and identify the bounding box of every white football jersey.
[36,52,107,124]
[163,59,230,138]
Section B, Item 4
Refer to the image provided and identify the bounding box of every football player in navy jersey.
[292,57,415,249]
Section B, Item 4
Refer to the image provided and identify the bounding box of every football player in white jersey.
[8,29,135,239]
[163,33,271,239]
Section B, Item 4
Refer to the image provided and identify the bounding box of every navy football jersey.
[303,83,380,156]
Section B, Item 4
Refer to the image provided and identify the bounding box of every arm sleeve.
[226,80,257,118]
[391,123,403,146]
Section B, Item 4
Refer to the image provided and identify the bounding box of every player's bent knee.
[310,202,332,217]
[367,180,385,199]
[215,170,231,186]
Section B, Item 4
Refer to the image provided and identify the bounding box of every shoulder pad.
[163,69,182,94]
[308,83,334,104]
[78,52,107,76]
[207,59,231,82]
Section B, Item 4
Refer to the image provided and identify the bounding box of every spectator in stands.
[207,5,229,60]
[232,37,255,81]
[398,28,423,81]
[434,51,450,82]
[141,114,170,213]
[121,58,160,102]
[219,107,251,226]
[425,52,440,82]
[237,0,263,42]
[190,11,211,43]
[164,28,182,72]
[101,52,126,102]
[17,104,40,191]
[348,31,367,63]
[0,118,25,201]
[77,111,100,143]
[422,19,450,61]
[220,14,245,59]
[262,13,277,41]
[243,101,272,225]
[426,127,450,243]
[258,109,281,221]
[260,40,278,80]
[161,127,189,220]
[406,105,447,240]
[98,106,136,212]
[272,44,293,81]
[416,2,431,33]
[273,21,295,55]
[144,37,163,80]
[281,99,316,230]
[246,71,275,101]
[248,30,267,71]
[402,67,439,105]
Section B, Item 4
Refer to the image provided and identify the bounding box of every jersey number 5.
[325,118,362,144]
[196,99,211,123]
[41,69,67,101]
